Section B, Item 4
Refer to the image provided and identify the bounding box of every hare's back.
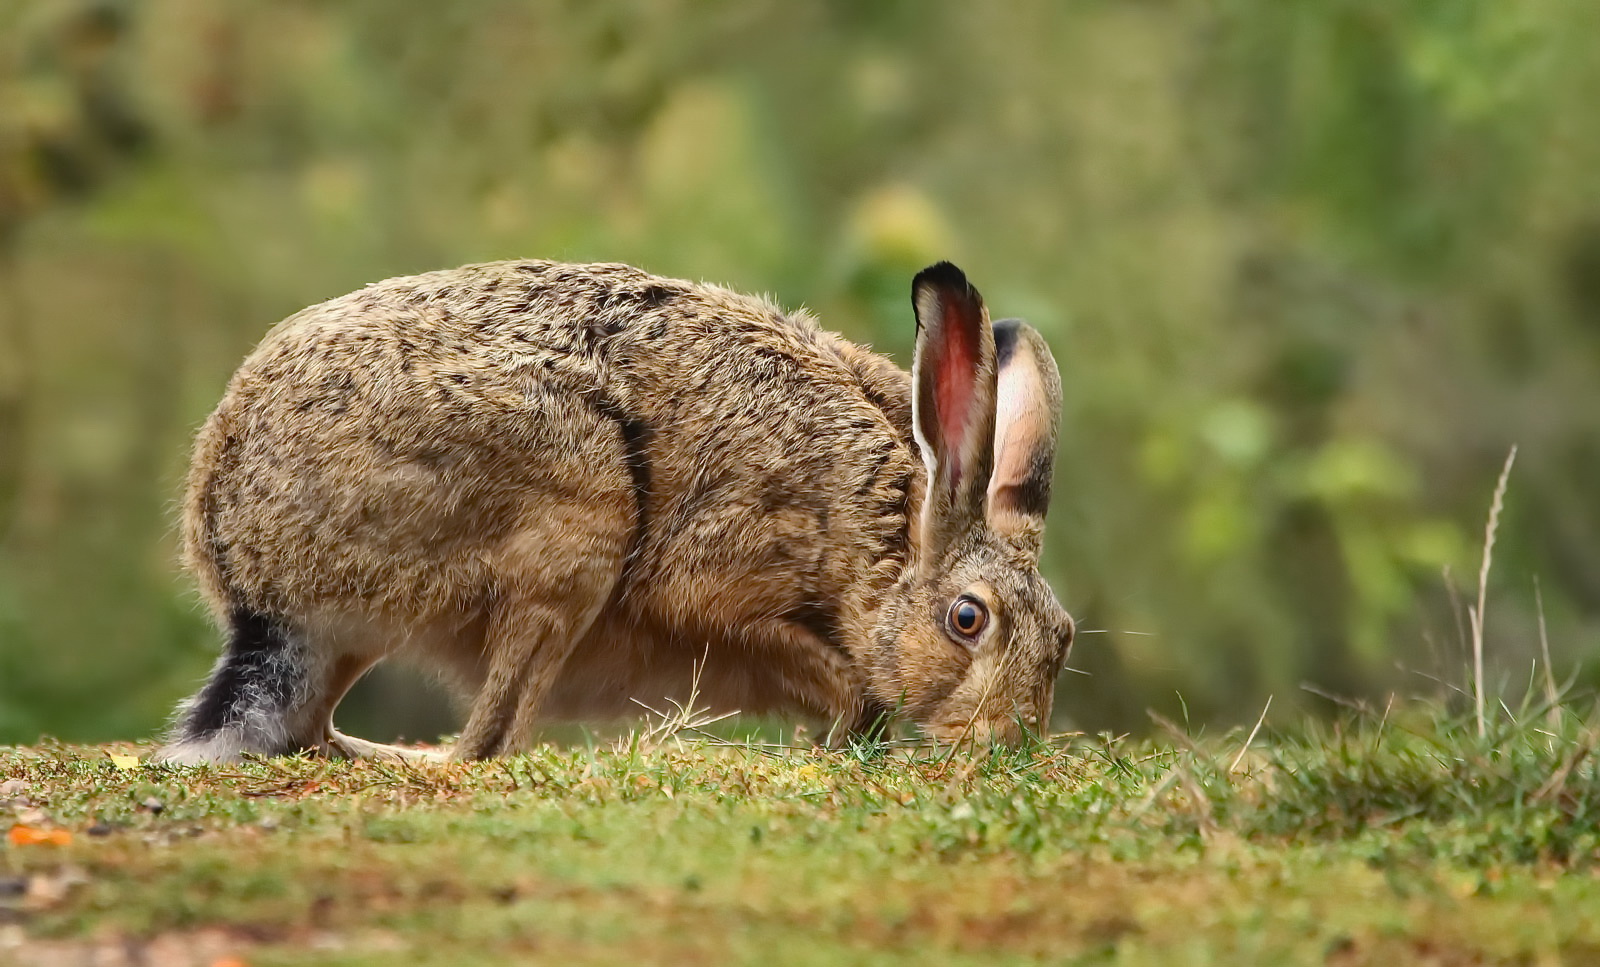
[188,260,912,624]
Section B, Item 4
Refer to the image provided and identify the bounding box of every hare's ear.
[987,319,1062,556]
[911,262,998,569]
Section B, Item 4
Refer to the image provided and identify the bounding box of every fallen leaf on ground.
[7,825,72,847]
[107,752,141,770]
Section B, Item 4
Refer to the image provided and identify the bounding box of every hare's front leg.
[451,492,634,761]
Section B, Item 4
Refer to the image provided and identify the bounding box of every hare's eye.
[948,596,989,640]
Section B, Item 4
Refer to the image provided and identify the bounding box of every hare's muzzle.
[924,678,1057,746]
[924,713,1041,747]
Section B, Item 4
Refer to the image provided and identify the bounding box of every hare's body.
[163,259,1074,764]
[170,261,919,761]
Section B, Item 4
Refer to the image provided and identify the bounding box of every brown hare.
[158,260,1074,764]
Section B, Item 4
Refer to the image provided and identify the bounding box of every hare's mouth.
[923,717,1039,747]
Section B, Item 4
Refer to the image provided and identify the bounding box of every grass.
[5,696,1600,966]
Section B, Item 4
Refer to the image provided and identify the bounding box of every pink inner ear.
[991,349,1045,494]
[934,302,980,483]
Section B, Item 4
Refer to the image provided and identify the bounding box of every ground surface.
[3,708,1600,966]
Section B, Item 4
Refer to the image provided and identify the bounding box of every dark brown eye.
[948,596,988,639]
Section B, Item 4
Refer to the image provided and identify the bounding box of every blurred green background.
[2,0,1597,746]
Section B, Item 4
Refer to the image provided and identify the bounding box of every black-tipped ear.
[987,319,1062,554]
[911,262,997,568]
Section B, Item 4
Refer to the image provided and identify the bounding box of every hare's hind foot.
[324,730,446,764]
[156,731,443,767]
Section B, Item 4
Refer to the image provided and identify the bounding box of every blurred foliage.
[1,0,1598,744]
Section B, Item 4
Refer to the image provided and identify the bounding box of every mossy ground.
[4,705,1600,966]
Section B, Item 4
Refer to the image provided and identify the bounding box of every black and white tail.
[157,607,314,764]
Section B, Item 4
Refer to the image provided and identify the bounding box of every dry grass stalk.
[1535,576,1561,742]
[1229,695,1273,774]
[629,646,738,749]
[1469,445,1517,739]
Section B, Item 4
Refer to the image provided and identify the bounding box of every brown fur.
[159,260,1073,763]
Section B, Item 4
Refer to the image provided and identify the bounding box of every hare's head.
[866,263,1074,745]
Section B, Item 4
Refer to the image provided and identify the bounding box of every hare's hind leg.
[312,653,445,763]
[452,492,634,761]
[156,608,329,765]
[298,613,451,763]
